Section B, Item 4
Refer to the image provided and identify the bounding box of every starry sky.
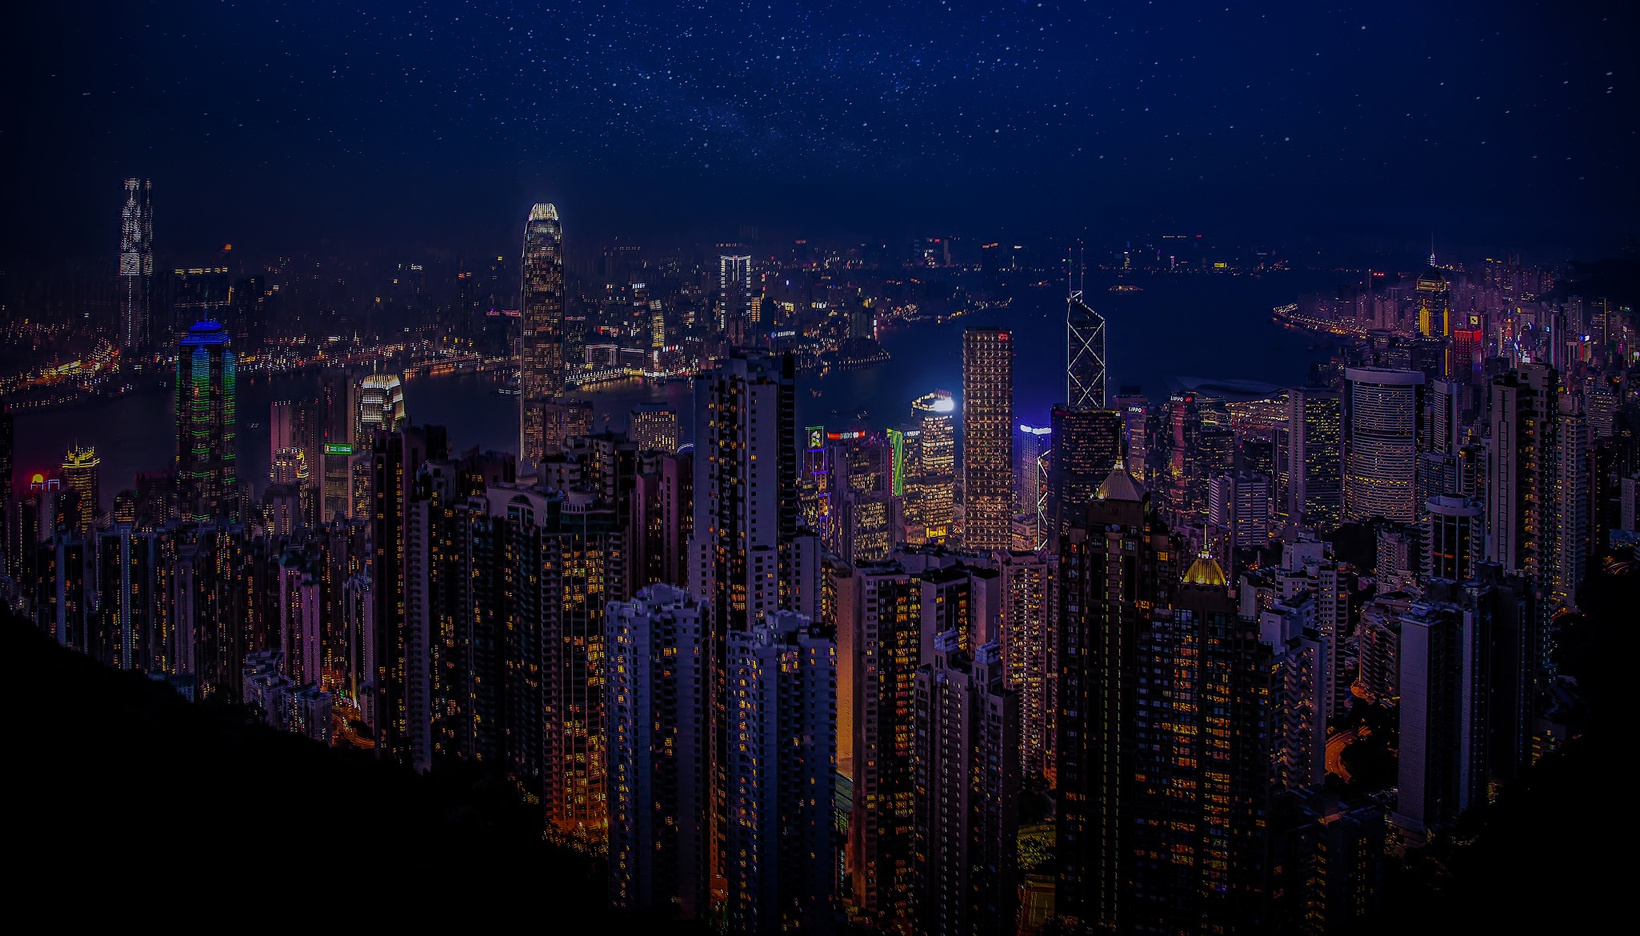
[3,1,1635,263]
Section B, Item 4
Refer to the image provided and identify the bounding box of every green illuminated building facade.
[175,320,238,522]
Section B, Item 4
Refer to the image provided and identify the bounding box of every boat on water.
[1109,283,1143,293]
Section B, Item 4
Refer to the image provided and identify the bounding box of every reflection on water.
[14,270,1345,509]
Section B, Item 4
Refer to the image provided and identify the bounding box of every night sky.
[4,1,1635,263]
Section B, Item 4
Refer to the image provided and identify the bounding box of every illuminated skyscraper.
[521,203,565,465]
[1344,368,1424,523]
[1425,495,1482,582]
[1014,423,1050,519]
[689,350,816,904]
[629,402,679,454]
[1486,366,1554,582]
[1549,389,1591,609]
[1047,405,1122,551]
[962,328,1014,551]
[354,373,406,447]
[1415,257,1450,338]
[1285,389,1343,530]
[907,392,956,544]
[1066,290,1106,410]
[836,561,924,926]
[61,446,101,535]
[118,178,154,354]
[175,321,237,522]
[996,549,1055,780]
[719,254,754,346]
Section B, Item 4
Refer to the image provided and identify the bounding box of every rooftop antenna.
[1429,233,1437,268]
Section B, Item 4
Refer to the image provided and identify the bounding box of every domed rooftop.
[1183,549,1227,587]
[1094,461,1145,502]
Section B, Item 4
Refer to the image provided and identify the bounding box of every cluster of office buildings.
[2,201,1636,936]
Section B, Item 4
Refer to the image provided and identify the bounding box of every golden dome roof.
[1183,550,1227,587]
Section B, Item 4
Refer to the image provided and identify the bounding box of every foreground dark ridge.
[0,611,693,925]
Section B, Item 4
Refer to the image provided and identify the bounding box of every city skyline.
[4,3,1636,931]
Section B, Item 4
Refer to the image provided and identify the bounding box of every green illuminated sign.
[324,443,354,456]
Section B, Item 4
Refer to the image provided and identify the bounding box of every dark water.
[13,269,1346,510]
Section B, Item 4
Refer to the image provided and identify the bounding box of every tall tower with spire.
[1416,244,1450,338]
[1066,254,1106,410]
[520,203,565,466]
[118,178,154,355]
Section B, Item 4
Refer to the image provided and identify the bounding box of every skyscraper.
[906,394,956,545]
[629,402,679,453]
[1549,389,1591,609]
[1047,405,1122,551]
[61,446,101,535]
[1415,259,1450,338]
[996,550,1055,781]
[724,610,837,936]
[371,425,441,772]
[1486,366,1555,583]
[354,373,407,446]
[836,560,924,926]
[521,203,565,466]
[719,254,754,346]
[1055,463,1173,930]
[175,321,238,522]
[962,329,1013,551]
[1066,290,1106,410]
[606,584,708,918]
[689,350,815,905]
[1344,367,1425,523]
[914,634,1019,936]
[118,178,154,355]
[1425,495,1482,582]
[1285,389,1343,530]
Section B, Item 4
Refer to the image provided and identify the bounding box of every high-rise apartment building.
[521,203,566,465]
[835,560,924,925]
[370,424,444,771]
[914,634,1019,936]
[118,178,154,354]
[1344,367,1425,523]
[175,321,238,522]
[1125,565,1279,931]
[962,329,1014,551]
[725,610,837,936]
[689,350,815,905]
[606,584,708,918]
[995,550,1055,781]
[1549,389,1591,609]
[1486,366,1555,582]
